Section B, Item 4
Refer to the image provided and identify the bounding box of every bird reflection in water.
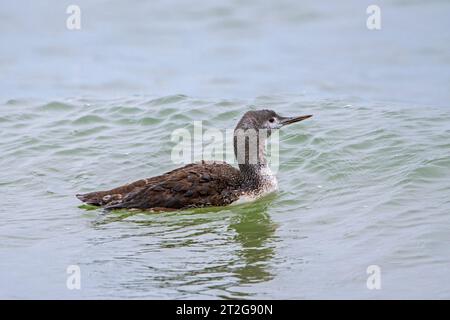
[86,194,277,298]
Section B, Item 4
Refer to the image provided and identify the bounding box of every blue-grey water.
[1,1,450,299]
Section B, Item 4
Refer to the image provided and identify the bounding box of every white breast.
[232,166,278,205]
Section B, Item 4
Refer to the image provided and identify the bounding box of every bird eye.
[269,118,275,123]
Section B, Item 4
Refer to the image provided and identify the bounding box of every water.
[1,1,450,299]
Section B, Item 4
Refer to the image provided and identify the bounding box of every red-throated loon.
[76,109,312,210]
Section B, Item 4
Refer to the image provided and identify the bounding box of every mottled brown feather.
[77,161,243,210]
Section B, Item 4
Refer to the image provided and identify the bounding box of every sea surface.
[1,1,450,299]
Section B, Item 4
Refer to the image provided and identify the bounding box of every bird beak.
[280,114,313,126]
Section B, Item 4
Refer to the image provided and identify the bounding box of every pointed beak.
[280,114,313,126]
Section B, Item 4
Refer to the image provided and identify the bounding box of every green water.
[1,0,450,299]
[1,96,450,298]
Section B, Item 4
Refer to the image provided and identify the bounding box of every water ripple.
[1,96,449,298]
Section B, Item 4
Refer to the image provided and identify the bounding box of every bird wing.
[76,163,202,206]
[98,162,242,210]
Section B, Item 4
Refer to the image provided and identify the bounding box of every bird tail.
[76,193,102,205]
[76,191,117,206]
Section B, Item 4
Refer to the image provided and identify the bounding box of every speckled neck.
[233,128,276,192]
[238,163,276,191]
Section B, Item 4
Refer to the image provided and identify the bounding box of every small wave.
[142,94,188,106]
[73,115,107,125]
[38,101,75,112]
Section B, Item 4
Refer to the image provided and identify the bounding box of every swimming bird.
[76,109,312,210]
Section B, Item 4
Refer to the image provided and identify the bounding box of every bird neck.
[238,163,274,189]
[233,128,273,188]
